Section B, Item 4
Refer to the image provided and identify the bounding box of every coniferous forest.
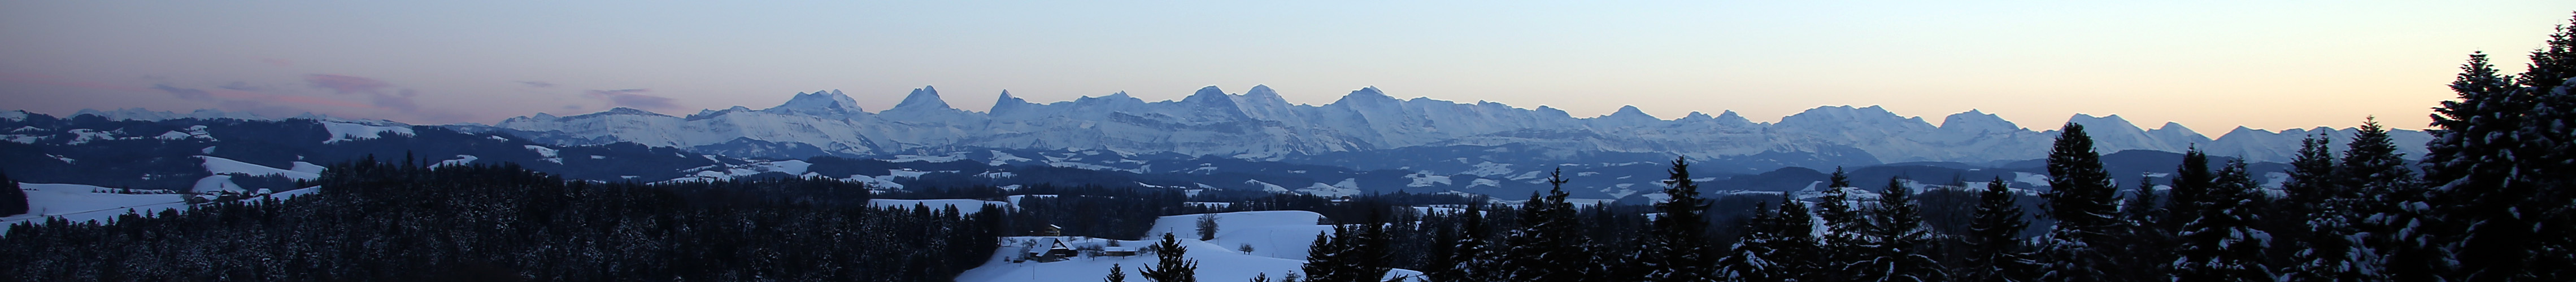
[6,11,2576,282]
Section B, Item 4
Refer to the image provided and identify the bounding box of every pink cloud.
[304,74,393,94]
[583,89,679,111]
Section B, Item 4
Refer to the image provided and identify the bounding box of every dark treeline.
[0,156,1000,281]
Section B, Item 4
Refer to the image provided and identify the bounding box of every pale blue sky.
[2,1,2570,131]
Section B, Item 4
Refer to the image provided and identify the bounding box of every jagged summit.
[889,86,952,112]
[466,84,2430,165]
[991,90,1035,115]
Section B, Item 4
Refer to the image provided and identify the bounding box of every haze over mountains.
[476,85,2430,165]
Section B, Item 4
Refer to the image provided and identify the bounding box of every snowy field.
[956,210,1424,282]
[3,182,321,235]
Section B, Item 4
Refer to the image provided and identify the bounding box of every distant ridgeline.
[0,90,2421,202]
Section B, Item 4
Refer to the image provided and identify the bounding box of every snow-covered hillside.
[956,210,1423,282]
[2,183,322,234]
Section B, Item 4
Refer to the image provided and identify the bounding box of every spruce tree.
[1306,231,1347,281]
[1815,166,1863,279]
[2281,134,2381,282]
[1819,167,1859,234]
[1771,195,1823,282]
[2458,13,2576,281]
[1717,202,1783,282]
[2038,122,2120,282]
[1964,177,2040,282]
[1502,168,1586,282]
[2171,160,2272,281]
[0,170,25,217]
[2282,135,2341,216]
[1108,264,1130,282]
[1865,177,1944,281]
[1437,204,1500,282]
[2169,147,2214,229]
[1141,233,1200,282]
[1641,157,1715,282]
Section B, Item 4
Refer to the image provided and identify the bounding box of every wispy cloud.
[305,74,393,95]
[296,73,469,122]
[517,81,556,88]
[583,89,679,111]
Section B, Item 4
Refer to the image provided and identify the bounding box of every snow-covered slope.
[481,85,2430,165]
[2,183,189,232]
[957,210,1422,282]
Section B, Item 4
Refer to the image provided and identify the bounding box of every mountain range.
[477,85,2430,166]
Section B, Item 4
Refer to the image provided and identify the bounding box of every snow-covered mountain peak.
[1245,84,1282,100]
[1534,105,1572,118]
[580,107,671,118]
[991,90,1037,115]
[889,86,954,112]
[2065,113,2138,130]
[1332,86,1396,105]
[1183,86,1234,104]
[1940,109,2020,134]
[765,89,865,116]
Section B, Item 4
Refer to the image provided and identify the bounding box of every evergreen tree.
[1815,166,1864,280]
[1863,177,1944,281]
[2038,122,2121,282]
[1640,157,1715,282]
[2281,135,2342,217]
[0,170,25,217]
[1303,222,1402,282]
[2116,174,2175,282]
[2169,147,2214,230]
[2281,134,2382,282]
[1717,202,1783,282]
[2451,13,2576,281]
[1720,195,1823,282]
[1818,167,1859,235]
[1141,233,1201,282]
[2172,160,2273,281]
[1108,264,1130,282]
[1502,168,1587,282]
[1436,204,1500,282]
[1964,177,2040,282]
[1772,195,1823,282]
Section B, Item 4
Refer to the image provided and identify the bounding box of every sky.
[2,1,2571,131]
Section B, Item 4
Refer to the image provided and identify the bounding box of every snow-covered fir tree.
[2281,135,2383,282]
[1719,195,1821,282]
[2172,160,2273,281]
[1859,177,1944,282]
[1501,168,1589,282]
[1435,204,1502,282]
[1964,177,2041,281]
[1639,157,1715,282]
[1141,233,1200,282]
[2038,122,2121,282]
